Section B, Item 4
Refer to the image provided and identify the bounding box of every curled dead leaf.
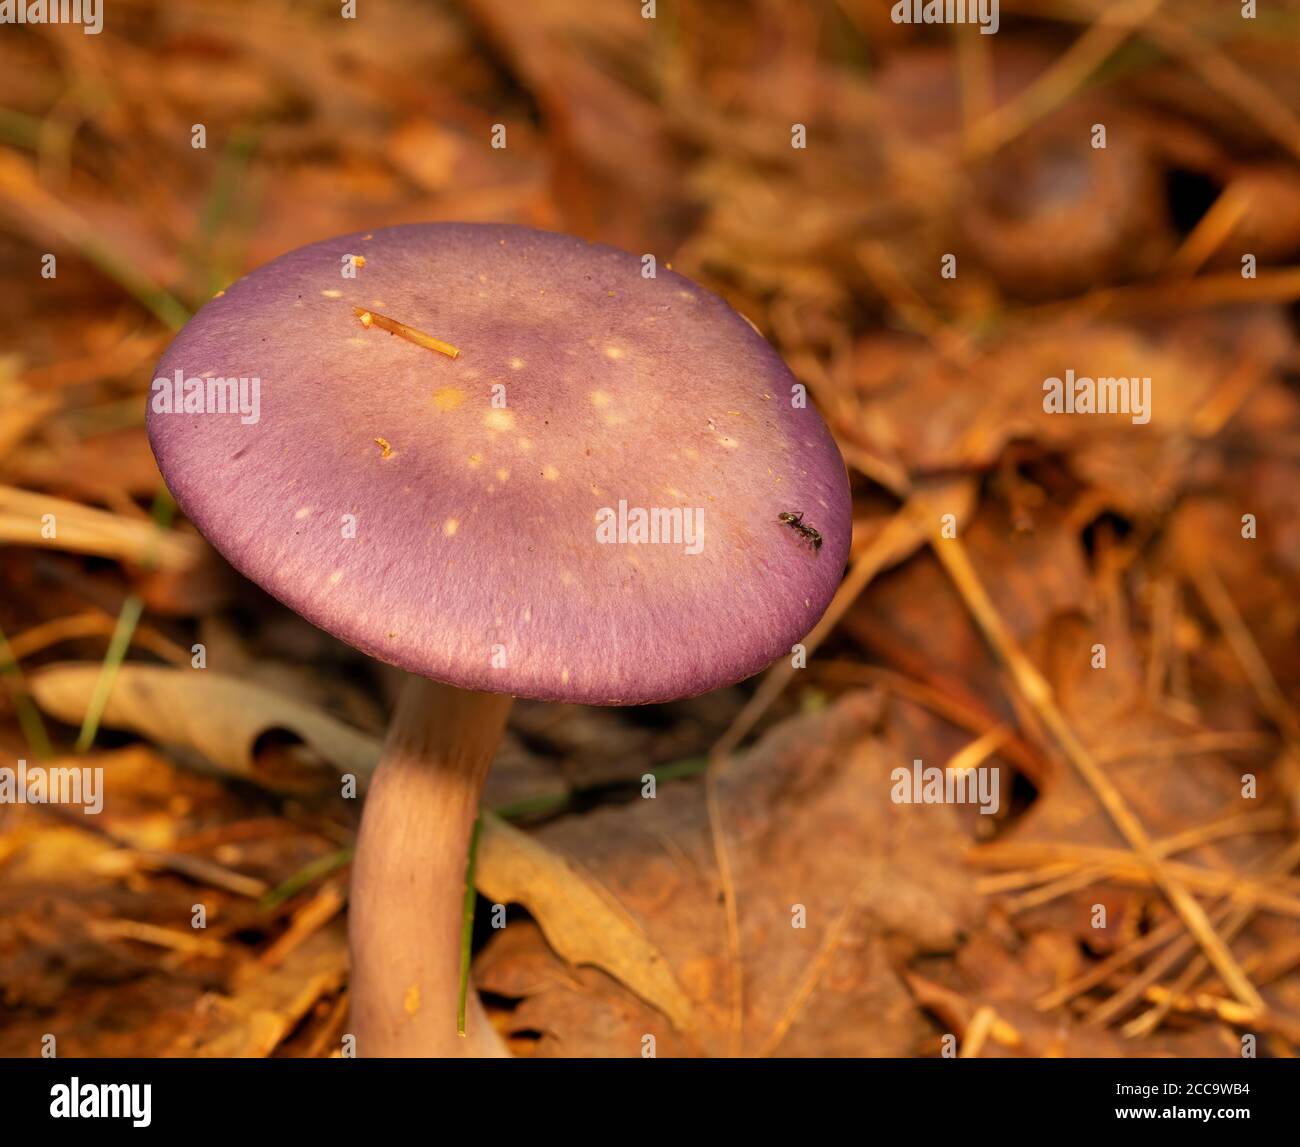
[29,663,377,792]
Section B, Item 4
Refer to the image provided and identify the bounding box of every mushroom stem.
[348,675,513,1057]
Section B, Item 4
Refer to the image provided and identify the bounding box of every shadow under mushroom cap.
[147,223,851,704]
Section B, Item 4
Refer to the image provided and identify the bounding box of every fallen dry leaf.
[29,663,377,792]
[477,814,695,1033]
[478,691,981,1056]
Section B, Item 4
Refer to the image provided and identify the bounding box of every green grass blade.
[73,593,143,753]
[457,814,484,1038]
[0,621,54,759]
[260,847,355,910]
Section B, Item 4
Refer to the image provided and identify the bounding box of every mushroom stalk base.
[349,676,513,1057]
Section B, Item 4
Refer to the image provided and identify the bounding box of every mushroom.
[146,223,850,1056]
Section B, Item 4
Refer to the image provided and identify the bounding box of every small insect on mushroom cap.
[778,510,823,551]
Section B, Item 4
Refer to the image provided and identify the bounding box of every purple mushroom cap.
[147,223,850,704]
